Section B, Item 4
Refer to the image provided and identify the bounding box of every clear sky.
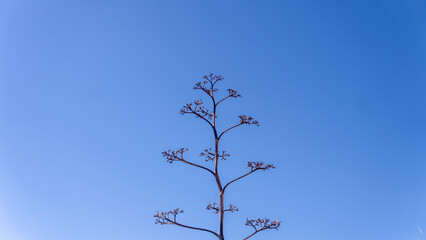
[0,0,425,240]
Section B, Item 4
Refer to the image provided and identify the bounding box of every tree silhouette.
[154,74,280,240]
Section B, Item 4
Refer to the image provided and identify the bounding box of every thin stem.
[218,123,243,140]
[162,218,219,237]
[222,169,259,193]
[178,157,215,176]
[189,108,214,129]
[241,229,263,240]
[215,95,231,106]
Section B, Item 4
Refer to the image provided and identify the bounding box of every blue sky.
[0,0,425,239]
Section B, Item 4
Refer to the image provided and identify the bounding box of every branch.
[218,115,259,140]
[222,161,275,193]
[194,73,223,99]
[225,204,239,213]
[216,88,242,106]
[154,208,219,237]
[242,218,281,240]
[162,148,215,176]
[206,202,238,214]
[180,100,214,127]
[200,148,229,161]
[199,148,215,161]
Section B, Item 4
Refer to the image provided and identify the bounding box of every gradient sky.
[1,1,425,240]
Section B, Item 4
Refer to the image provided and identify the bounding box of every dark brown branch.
[218,150,230,161]
[204,73,223,89]
[194,74,223,100]
[218,115,259,140]
[238,115,259,126]
[200,148,229,162]
[194,81,214,98]
[218,123,243,140]
[162,148,215,176]
[206,202,220,213]
[154,209,219,237]
[225,204,239,213]
[222,162,275,193]
[200,148,215,161]
[246,161,275,172]
[222,170,256,193]
[242,218,281,240]
[180,100,214,128]
[216,88,242,106]
[206,203,238,214]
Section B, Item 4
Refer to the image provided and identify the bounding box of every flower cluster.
[247,161,275,171]
[227,88,241,98]
[245,218,281,231]
[200,148,229,161]
[238,115,259,126]
[206,203,239,213]
[193,73,223,97]
[180,100,214,120]
[154,208,184,225]
[162,148,188,164]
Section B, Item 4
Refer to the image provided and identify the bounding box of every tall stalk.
[154,74,280,240]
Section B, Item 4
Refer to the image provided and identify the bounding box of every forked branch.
[154,208,219,237]
[242,218,281,240]
[194,73,224,99]
[180,100,214,127]
[222,161,275,193]
[162,148,215,176]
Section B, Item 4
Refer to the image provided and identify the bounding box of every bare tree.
[154,74,280,240]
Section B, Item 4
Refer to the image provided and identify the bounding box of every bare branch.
[154,208,184,225]
[222,161,275,193]
[206,202,220,213]
[200,148,215,161]
[194,73,223,99]
[216,88,242,106]
[154,208,219,237]
[218,150,230,161]
[238,115,259,126]
[242,218,281,240]
[222,171,253,193]
[200,148,230,162]
[162,148,215,176]
[218,115,259,140]
[206,203,238,214]
[194,81,213,98]
[225,204,239,213]
[180,100,214,127]
[219,122,243,139]
[246,161,275,172]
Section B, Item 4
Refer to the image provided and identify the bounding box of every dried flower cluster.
[238,115,259,126]
[154,208,184,225]
[245,218,281,231]
[162,148,188,164]
[155,74,280,240]
[247,161,275,171]
[206,203,239,213]
[227,88,241,98]
[193,73,223,97]
[200,148,230,161]
[180,100,214,120]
